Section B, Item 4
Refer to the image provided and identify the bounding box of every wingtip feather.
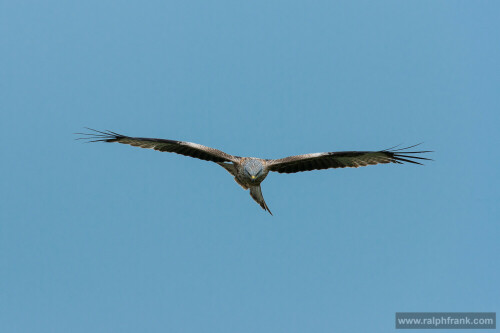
[75,128,126,143]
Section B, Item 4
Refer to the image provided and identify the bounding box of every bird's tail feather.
[250,186,273,216]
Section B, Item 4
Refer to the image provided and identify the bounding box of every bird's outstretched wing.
[76,128,239,163]
[266,144,432,174]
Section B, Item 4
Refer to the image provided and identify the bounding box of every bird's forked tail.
[249,186,273,216]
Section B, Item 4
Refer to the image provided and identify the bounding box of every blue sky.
[1,1,499,332]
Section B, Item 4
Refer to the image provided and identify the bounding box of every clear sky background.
[1,1,499,332]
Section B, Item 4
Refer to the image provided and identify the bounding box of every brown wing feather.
[267,145,432,174]
[76,128,238,163]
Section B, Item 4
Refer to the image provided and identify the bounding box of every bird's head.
[243,159,264,181]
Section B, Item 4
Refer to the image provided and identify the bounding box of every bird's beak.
[251,176,256,180]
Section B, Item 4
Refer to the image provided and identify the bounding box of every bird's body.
[218,158,272,213]
[77,129,432,215]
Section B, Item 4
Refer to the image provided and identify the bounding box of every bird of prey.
[77,128,432,215]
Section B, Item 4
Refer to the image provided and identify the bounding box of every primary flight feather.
[77,128,432,215]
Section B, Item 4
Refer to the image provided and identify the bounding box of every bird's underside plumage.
[77,128,432,215]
